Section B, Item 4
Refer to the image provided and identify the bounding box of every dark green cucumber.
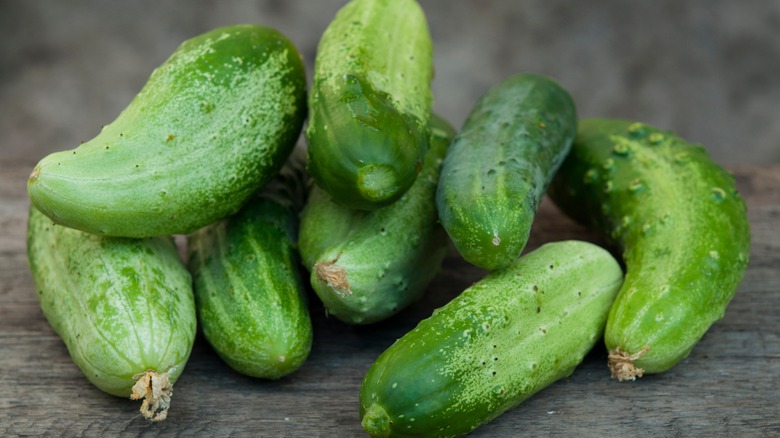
[187,148,312,379]
[547,119,751,380]
[28,24,307,237]
[26,206,196,421]
[359,241,623,437]
[298,115,454,325]
[436,73,576,270]
[305,0,433,210]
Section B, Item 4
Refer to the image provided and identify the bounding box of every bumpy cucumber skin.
[359,241,624,438]
[187,150,312,379]
[26,206,196,397]
[306,0,433,210]
[436,73,576,270]
[28,24,307,237]
[548,119,751,376]
[298,115,453,325]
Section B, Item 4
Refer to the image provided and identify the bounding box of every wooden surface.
[1,160,778,437]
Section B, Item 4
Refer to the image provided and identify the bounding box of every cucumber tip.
[357,164,398,203]
[607,346,650,382]
[131,370,173,421]
[29,165,40,183]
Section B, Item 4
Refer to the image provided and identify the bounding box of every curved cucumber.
[187,149,312,379]
[359,241,623,437]
[548,119,751,379]
[26,206,196,421]
[28,24,307,237]
[436,73,576,270]
[305,0,433,210]
[298,115,454,325]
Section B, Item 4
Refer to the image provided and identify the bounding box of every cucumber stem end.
[361,403,392,438]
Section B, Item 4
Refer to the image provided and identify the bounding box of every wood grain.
[1,160,778,437]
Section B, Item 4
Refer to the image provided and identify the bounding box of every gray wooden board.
[1,161,778,437]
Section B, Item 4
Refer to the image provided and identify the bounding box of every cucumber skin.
[305,0,433,210]
[436,73,576,270]
[548,119,751,375]
[187,150,312,379]
[359,241,624,438]
[298,115,454,325]
[28,24,307,237]
[26,206,196,397]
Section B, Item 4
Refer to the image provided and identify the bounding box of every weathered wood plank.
[1,163,778,437]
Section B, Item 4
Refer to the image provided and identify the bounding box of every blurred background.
[1,0,778,165]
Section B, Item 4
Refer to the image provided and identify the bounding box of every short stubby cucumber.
[305,0,433,210]
[547,119,751,380]
[359,241,624,437]
[436,73,576,270]
[298,115,454,325]
[187,148,313,379]
[28,24,307,237]
[26,206,196,421]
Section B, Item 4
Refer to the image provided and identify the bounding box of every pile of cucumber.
[25,0,750,435]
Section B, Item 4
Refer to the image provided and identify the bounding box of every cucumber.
[187,148,313,378]
[305,0,433,210]
[359,241,624,437]
[298,115,454,325]
[436,73,576,270]
[547,119,751,380]
[26,206,196,421]
[28,24,307,237]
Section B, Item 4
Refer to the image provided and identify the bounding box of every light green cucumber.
[436,73,576,270]
[26,206,196,421]
[359,241,624,437]
[305,0,433,210]
[298,115,454,325]
[547,119,751,380]
[187,148,312,379]
[28,24,307,237]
